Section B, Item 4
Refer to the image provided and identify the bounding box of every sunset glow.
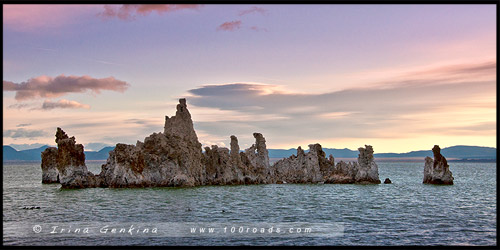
[3,4,496,152]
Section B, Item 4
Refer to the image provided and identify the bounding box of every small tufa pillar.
[423,145,454,185]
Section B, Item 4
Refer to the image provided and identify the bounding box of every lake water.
[2,160,496,246]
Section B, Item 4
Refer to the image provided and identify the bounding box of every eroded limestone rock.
[325,160,357,184]
[100,98,205,188]
[40,128,100,188]
[203,145,236,185]
[273,144,380,184]
[323,145,380,184]
[41,98,382,188]
[241,133,273,184]
[423,145,454,185]
[354,145,381,184]
[273,144,326,184]
[41,147,59,183]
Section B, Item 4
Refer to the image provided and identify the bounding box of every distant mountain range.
[268,146,496,161]
[2,145,496,162]
[3,145,114,161]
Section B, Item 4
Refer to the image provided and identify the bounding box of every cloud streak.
[217,20,242,31]
[218,7,268,32]
[41,99,91,110]
[8,103,33,110]
[98,4,202,20]
[4,128,45,139]
[238,6,267,16]
[3,75,129,101]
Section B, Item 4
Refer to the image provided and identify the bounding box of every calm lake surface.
[2,160,496,246]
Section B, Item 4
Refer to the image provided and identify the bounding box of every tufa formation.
[41,128,100,188]
[423,145,454,185]
[41,98,381,188]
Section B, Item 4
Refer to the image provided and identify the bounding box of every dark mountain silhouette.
[274,146,497,162]
[3,146,30,161]
[3,145,113,162]
[270,145,496,160]
[2,145,496,162]
[85,146,115,160]
[374,145,497,159]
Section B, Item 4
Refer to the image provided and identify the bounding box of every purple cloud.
[98,4,202,20]
[3,75,129,101]
[217,20,242,31]
[239,6,267,16]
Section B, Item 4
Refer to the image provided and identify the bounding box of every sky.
[2,4,497,153]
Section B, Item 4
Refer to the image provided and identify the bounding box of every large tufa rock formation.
[203,133,275,185]
[326,145,380,184]
[273,144,326,184]
[41,98,381,188]
[273,144,380,184]
[99,98,204,187]
[96,99,276,188]
[423,145,454,185]
[320,145,381,184]
[203,145,235,185]
[40,128,100,188]
[354,145,381,184]
[241,133,274,184]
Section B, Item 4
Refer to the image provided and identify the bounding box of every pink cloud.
[3,4,100,32]
[239,6,267,16]
[3,4,202,31]
[98,4,202,20]
[3,75,130,101]
[217,20,242,31]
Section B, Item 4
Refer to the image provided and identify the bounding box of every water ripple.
[2,161,496,245]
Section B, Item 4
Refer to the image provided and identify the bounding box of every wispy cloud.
[98,4,202,20]
[3,75,129,101]
[8,103,33,110]
[372,61,497,89]
[219,7,268,32]
[238,6,267,16]
[3,4,202,32]
[7,99,91,111]
[217,20,242,31]
[16,123,32,127]
[186,61,496,149]
[4,128,46,139]
[41,99,91,110]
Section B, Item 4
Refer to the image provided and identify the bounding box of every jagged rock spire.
[41,128,98,188]
[423,145,454,185]
[164,98,200,144]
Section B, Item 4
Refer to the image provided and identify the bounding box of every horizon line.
[4,143,497,154]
